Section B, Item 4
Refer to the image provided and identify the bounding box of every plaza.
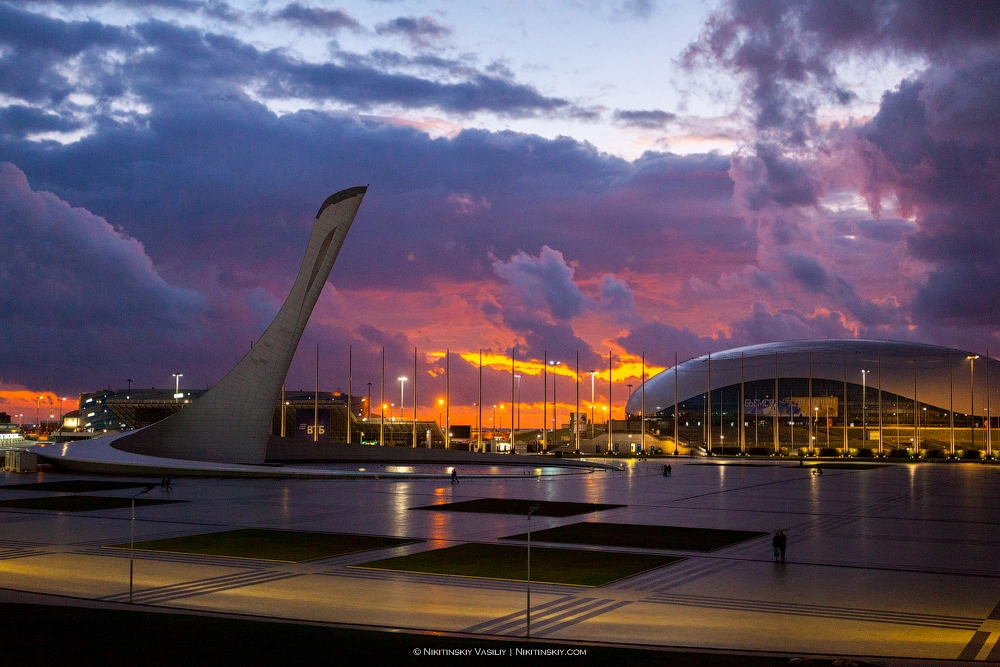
[1,458,999,664]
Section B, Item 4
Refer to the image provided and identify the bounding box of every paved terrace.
[1,459,999,664]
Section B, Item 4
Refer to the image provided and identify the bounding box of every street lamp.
[398,377,407,423]
[589,371,598,441]
[36,395,42,428]
[548,361,561,437]
[969,355,980,451]
[127,378,132,399]
[130,484,156,603]
[526,503,540,639]
[172,373,183,403]
[861,370,870,444]
[514,374,522,434]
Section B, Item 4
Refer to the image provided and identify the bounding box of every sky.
[2,0,999,428]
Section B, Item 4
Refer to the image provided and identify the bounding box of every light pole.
[492,404,497,441]
[130,485,156,603]
[398,377,407,425]
[861,369,870,446]
[36,396,41,428]
[126,378,132,399]
[172,373,183,403]
[589,371,597,442]
[526,503,540,639]
[514,374,522,435]
[548,361,561,438]
[969,355,979,451]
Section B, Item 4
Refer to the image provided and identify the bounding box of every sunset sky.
[2,1,999,427]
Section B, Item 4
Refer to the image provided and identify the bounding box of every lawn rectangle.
[0,496,184,512]
[0,480,155,493]
[501,522,766,552]
[353,542,682,586]
[412,498,623,517]
[107,529,422,563]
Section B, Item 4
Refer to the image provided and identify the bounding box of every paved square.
[2,459,1000,662]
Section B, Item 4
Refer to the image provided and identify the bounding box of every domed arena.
[624,340,997,458]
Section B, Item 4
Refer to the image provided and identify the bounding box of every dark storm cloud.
[0,3,133,104]
[0,163,207,388]
[0,105,84,138]
[855,64,1000,327]
[786,253,827,292]
[0,4,752,396]
[612,109,675,129]
[0,6,569,118]
[20,0,241,20]
[375,16,451,48]
[273,4,360,32]
[686,0,1000,336]
[683,0,1000,142]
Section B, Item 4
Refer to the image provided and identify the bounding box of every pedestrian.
[160,477,166,489]
[772,530,781,562]
[778,530,787,563]
[164,477,172,491]
[451,469,459,484]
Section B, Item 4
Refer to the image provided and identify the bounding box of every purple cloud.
[375,16,452,48]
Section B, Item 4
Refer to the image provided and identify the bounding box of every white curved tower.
[113,186,367,464]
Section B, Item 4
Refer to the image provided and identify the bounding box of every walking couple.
[772,530,787,563]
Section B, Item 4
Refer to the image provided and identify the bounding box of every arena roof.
[625,339,996,416]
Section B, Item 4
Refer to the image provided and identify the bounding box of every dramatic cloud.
[0,162,206,387]
[3,1,999,416]
[0,4,570,119]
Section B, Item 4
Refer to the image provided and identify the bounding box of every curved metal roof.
[626,339,995,416]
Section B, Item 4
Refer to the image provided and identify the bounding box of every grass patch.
[0,496,183,512]
[502,522,766,552]
[108,529,421,563]
[412,498,624,517]
[0,480,154,493]
[353,542,682,586]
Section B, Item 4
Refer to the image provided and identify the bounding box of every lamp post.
[589,371,597,442]
[126,378,132,399]
[969,355,980,451]
[514,374,522,435]
[36,396,41,428]
[398,377,407,425]
[172,373,183,403]
[548,360,561,438]
[526,503,540,639]
[861,369,870,446]
[130,485,156,603]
